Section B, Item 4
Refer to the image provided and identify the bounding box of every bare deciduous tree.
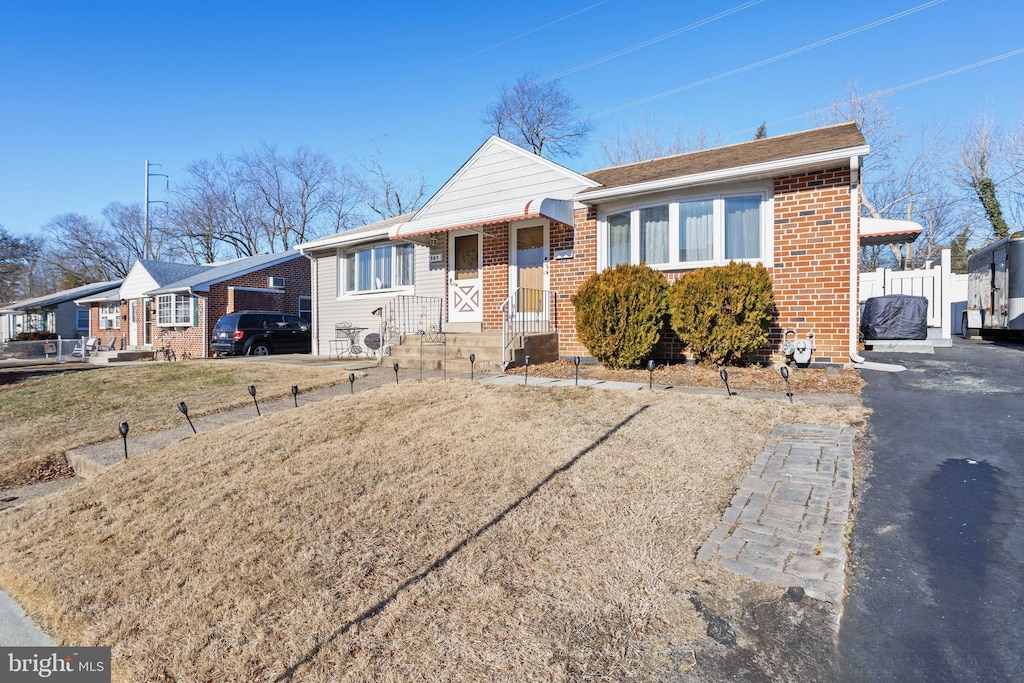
[597,113,718,166]
[1,225,40,302]
[358,152,426,220]
[955,112,1011,240]
[483,72,594,159]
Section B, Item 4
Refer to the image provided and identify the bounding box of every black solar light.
[648,359,655,390]
[574,355,581,386]
[524,355,530,385]
[780,365,793,403]
[248,384,260,416]
[291,384,299,407]
[719,368,734,397]
[348,372,355,394]
[118,421,129,460]
[393,362,400,384]
[469,353,476,381]
[177,401,197,434]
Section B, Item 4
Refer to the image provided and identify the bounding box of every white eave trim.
[390,197,576,239]
[298,226,397,253]
[578,145,871,203]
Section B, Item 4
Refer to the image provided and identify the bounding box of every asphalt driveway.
[839,337,1024,682]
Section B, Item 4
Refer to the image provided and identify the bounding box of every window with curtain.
[343,243,416,293]
[640,205,669,265]
[679,199,714,262]
[725,196,762,260]
[608,212,631,267]
[156,295,192,326]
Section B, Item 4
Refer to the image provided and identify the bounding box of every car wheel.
[251,342,271,356]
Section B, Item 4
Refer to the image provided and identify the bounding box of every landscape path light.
[574,356,580,386]
[248,385,261,416]
[719,368,734,397]
[349,372,356,394]
[291,384,299,407]
[469,353,476,381]
[648,359,655,390]
[177,401,197,434]
[524,355,530,385]
[781,365,794,403]
[118,421,129,460]
[393,362,400,384]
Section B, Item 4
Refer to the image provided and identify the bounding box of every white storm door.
[448,232,483,323]
[510,222,549,321]
[129,301,138,347]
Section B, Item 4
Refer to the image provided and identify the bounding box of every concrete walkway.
[696,423,856,603]
[3,363,860,647]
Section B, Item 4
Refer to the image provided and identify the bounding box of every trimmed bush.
[15,331,54,341]
[668,262,774,365]
[572,264,668,369]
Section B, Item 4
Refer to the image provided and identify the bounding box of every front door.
[511,223,549,319]
[129,301,138,347]
[448,232,482,324]
[143,298,152,346]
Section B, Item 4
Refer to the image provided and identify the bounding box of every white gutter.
[849,155,865,365]
[578,145,872,202]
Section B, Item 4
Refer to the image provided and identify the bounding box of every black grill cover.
[861,294,929,340]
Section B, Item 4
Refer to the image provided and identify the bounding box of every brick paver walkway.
[697,423,856,603]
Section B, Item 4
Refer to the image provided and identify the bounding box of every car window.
[262,314,285,329]
[238,314,260,328]
[214,314,239,332]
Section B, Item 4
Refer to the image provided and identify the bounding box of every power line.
[374,0,614,94]
[589,0,946,119]
[722,47,1024,140]
[337,0,764,152]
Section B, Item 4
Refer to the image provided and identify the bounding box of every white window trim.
[596,183,774,272]
[98,303,121,330]
[337,243,416,298]
[76,306,91,331]
[156,294,194,327]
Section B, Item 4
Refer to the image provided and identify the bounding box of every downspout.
[849,155,865,364]
[299,248,318,355]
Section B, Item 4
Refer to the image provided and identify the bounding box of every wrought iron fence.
[378,295,444,355]
[500,288,556,366]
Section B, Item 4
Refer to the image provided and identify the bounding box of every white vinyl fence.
[859,249,968,338]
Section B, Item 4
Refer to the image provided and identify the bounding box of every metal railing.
[377,295,444,357]
[500,288,556,366]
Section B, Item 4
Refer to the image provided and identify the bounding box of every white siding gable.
[119,262,160,300]
[413,137,598,223]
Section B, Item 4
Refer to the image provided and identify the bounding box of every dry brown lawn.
[0,380,864,681]
[0,361,350,488]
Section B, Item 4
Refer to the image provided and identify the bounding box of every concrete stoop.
[386,332,558,371]
[88,349,156,364]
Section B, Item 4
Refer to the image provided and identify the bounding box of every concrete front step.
[88,350,156,364]
[386,331,558,370]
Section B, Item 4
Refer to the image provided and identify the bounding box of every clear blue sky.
[2,0,1022,237]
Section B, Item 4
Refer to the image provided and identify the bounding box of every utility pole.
[143,160,168,260]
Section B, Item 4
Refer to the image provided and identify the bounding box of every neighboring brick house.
[387,123,869,366]
[1,280,121,342]
[78,253,311,359]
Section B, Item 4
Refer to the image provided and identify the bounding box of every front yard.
[0,361,351,488]
[0,378,864,681]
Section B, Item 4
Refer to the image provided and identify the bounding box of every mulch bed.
[504,359,863,395]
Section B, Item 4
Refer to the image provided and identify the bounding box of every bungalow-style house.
[304,123,871,367]
[1,280,122,342]
[78,252,311,359]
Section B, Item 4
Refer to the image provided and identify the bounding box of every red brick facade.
[459,166,856,365]
[89,256,311,359]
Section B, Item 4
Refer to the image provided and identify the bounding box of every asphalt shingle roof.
[580,122,866,193]
[3,280,122,310]
[146,251,303,294]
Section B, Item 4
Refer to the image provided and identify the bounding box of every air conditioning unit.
[100,319,114,329]
[268,276,286,289]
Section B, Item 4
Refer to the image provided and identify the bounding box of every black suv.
[210,311,311,356]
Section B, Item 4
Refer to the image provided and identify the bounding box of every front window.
[99,303,121,330]
[601,191,767,270]
[342,243,415,293]
[156,294,193,326]
[76,306,90,331]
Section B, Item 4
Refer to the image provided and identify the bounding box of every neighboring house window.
[342,243,415,293]
[601,190,769,270]
[156,294,193,326]
[99,304,121,329]
[76,306,90,331]
[298,296,312,323]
